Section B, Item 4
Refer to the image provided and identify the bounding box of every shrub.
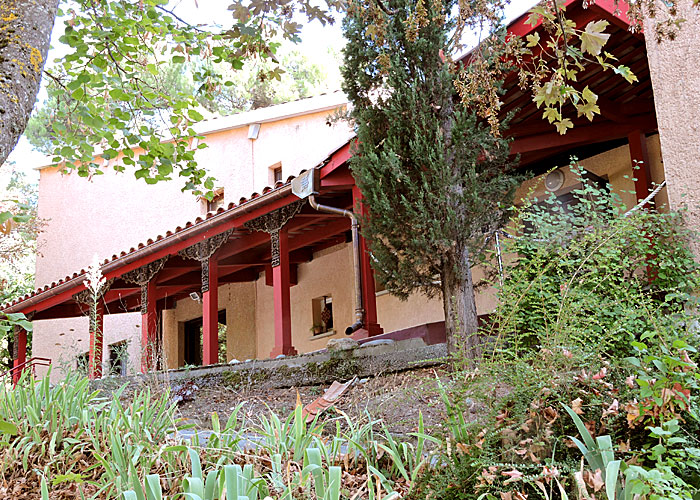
[420,162,700,499]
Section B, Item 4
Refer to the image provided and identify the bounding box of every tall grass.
[0,370,438,499]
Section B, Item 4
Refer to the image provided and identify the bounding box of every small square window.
[204,188,224,213]
[268,162,283,185]
[109,341,128,377]
[311,296,334,336]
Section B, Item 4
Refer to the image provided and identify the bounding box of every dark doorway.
[183,309,227,366]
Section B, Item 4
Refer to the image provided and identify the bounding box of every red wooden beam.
[12,328,27,384]
[320,168,357,189]
[511,116,656,154]
[628,129,653,203]
[352,185,383,338]
[319,142,353,178]
[265,264,298,287]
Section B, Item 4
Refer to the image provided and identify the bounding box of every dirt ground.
[167,366,473,436]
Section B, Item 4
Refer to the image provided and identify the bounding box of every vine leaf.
[526,32,540,47]
[581,20,611,56]
[555,118,574,135]
[614,65,638,83]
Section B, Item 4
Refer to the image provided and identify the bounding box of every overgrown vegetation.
[0,370,437,499]
[410,166,700,499]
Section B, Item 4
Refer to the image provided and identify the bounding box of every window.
[76,352,89,375]
[109,341,128,377]
[311,296,334,336]
[268,162,283,185]
[202,188,224,214]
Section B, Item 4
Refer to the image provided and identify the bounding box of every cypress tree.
[341,0,520,354]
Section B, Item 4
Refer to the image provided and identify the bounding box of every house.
[3,0,698,382]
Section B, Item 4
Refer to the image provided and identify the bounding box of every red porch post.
[141,280,158,373]
[352,186,383,339]
[271,229,297,357]
[628,130,653,206]
[12,327,27,384]
[88,299,105,379]
[628,130,658,282]
[202,256,219,365]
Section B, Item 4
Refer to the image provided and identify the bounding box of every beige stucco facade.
[30,88,670,381]
[645,0,700,257]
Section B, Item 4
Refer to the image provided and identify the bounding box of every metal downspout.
[308,195,365,335]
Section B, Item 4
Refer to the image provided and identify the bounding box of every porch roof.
[2,141,356,317]
[493,0,656,172]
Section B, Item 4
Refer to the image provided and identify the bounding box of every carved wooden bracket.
[244,200,305,267]
[72,278,115,306]
[121,257,169,314]
[72,278,113,331]
[178,229,234,293]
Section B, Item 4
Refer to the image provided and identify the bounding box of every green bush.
[489,162,699,359]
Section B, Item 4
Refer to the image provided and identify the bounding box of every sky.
[5,0,538,183]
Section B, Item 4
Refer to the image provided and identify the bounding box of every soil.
[165,366,479,436]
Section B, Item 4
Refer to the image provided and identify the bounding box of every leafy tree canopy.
[342,0,522,351]
[26,47,335,154]
[32,0,343,196]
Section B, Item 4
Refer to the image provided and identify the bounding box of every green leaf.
[614,65,638,83]
[554,118,574,134]
[0,211,13,224]
[71,87,85,100]
[605,460,621,500]
[187,109,204,121]
[581,86,596,104]
[526,32,540,47]
[581,20,611,56]
[0,419,18,436]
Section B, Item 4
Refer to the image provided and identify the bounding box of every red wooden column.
[352,186,383,339]
[271,228,297,357]
[88,299,105,379]
[202,256,219,365]
[12,327,27,384]
[628,130,654,206]
[628,130,658,282]
[141,280,158,373]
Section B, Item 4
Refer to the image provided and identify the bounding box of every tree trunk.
[442,245,480,357]
[0,0,59,166]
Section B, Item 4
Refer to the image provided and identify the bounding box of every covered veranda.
[3,143,383,379]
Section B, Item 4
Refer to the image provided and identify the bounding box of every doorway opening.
[183,309,227,366]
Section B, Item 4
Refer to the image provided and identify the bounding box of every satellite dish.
[545,169,565,192]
